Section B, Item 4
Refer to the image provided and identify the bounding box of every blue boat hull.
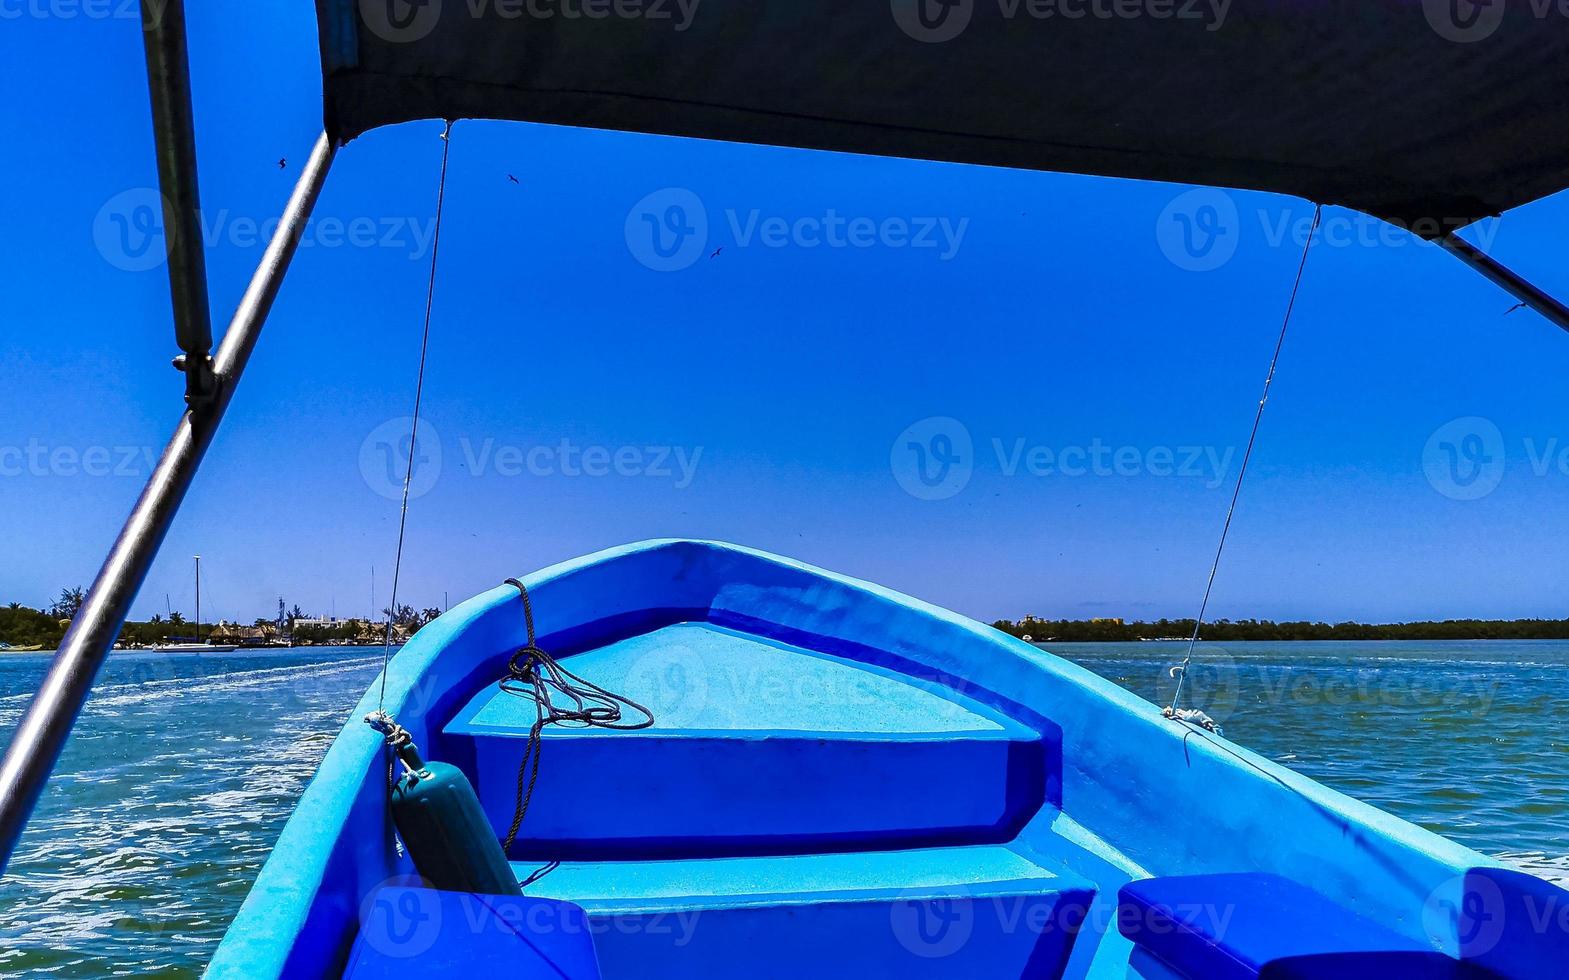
[207,540,1568,978]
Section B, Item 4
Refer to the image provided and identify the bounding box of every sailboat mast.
[194,555,201,645]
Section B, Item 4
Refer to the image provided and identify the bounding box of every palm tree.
[50,587,86,620]
[382,604,419,628]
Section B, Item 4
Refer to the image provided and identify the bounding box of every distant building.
[293,616,347,629]
[210,621,277,646]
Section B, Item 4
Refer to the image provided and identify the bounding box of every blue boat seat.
[525,843,1096,979]
[1118,873,1481,980]
[441,622,1050,860]
[342,886,601,978]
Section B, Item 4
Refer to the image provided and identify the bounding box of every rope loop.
[496,578,654,865]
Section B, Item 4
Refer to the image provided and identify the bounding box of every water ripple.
[0,648,382,978]
[0,641,1563,976]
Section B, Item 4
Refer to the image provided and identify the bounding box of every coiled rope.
[497,577,654,885]
[1166,204,1322,732]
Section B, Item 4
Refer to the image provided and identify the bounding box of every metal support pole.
[140,0,217,405]
[1438,233,1569,336]
[0,133,337,874]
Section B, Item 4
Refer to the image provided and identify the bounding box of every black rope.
[497,578,654,869]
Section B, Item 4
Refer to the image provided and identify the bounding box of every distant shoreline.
[0,602,420,653]
[993,617,1569,643]
[0,643,396,655]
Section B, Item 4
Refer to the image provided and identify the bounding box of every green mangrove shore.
[991,616,1569,643]
[1,590,432,651]
[7,592,1569,651]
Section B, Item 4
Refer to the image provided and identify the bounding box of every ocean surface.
[0,639,1562,977]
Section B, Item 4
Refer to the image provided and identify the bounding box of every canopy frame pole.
[0,117,336,873]
[1438,233,1569,336]
[140,0,219,406]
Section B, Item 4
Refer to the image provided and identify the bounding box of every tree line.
[0,589,445,649]
[991,616,1569,643]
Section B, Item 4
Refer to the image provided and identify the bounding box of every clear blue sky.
[3,6,1568,626]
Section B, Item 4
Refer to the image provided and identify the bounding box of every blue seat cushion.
[1117,873,1478,980]
[344,886,601,978]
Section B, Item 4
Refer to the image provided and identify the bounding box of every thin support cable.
[380,120,455,710]
[1168,204,1322,722]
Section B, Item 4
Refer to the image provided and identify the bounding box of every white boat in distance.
[149,557,235,652]
[147,643,238,654]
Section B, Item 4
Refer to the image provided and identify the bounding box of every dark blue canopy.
[317,0,1569,233]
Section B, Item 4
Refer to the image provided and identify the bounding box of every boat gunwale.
[205,538,1509,978]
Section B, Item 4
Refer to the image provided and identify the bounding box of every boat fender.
[365,710,522,897]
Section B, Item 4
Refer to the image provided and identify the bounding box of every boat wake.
[0,649,384,977]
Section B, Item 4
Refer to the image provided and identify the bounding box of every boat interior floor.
[397,620,1139,978]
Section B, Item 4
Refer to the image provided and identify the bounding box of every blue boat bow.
[208,539,1569,979]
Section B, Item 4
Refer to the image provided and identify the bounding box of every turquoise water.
[0,648,384,978]
[1049,639,1569,877]
[0,640,1562,976]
